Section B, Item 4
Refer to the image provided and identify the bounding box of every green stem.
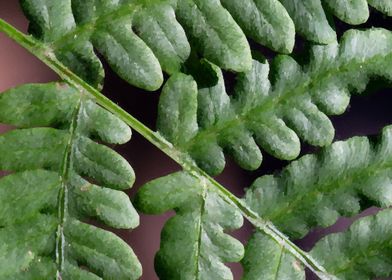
[0,18,333,280]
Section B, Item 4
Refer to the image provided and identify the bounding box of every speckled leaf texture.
[157,28,392,176]
[2,1,392,279]
[19,0,392,91]
[244,125,392,239]
[242,209,392,280]
[310,209,392,279]
[219,0,295,53]
[20,0,254,90]
[242,126,392,279]
[242,232,305,280]
[0,83,141,279]
[135,172,244,280]
[279,0,391,43]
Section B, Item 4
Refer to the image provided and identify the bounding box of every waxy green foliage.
[0,83,141,279]
[135,172,244,280]
[158,28,392,175]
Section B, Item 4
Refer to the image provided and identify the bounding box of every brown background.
[1,2,391,279]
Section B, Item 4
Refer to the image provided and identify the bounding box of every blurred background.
[0,2,391,279]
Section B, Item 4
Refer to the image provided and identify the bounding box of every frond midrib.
[55,96,82,275]
[194,184,207,280]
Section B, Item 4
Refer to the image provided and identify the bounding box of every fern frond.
[242,125,392,279]
[0,83,141,279]
[20,0,253,90]
[243,209,392,280]
[214,0,295,53]
[367,0,392,16]
[2,11,392,279]
[310,208,392,279]
[242,232,305,280]
[157,28,392,175]
[174,0,252,72]
[20,0,392,93]
[245,125,392,239]
[135,171,244,280]
[279,0,391,44]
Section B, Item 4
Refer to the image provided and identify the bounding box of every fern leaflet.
[311,208,392,279]
[243,209,392,280]
[279,0,391,43]
[21,0,253,90]
[0,83,141,279]
[245,125,392,239]
[157,28,392,175]
[1,6,392,279]
[243,126,392,279]
[242,231,305,280]
[135,172,244,279]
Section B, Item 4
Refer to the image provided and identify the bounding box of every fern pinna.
[0,83,141,279]
[0,0,391,279]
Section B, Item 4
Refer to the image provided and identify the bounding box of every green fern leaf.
[368,0,392,16]
[2,5,392,279]
[243,209,392,280]
[0,83,141,279]
[20,0,188,90]
[245,125,392,239]
[324,0,370,25]
[157,28,392,175]
[20,0,392,91]
[242,232,305,280]
[279,0,391,43]
[325,0,392,24]
[279,0,337,44]
[135,171,244,280]
[20,0,254,90]
[310,209,392,279]
[175,0,252,72]
[219,0,295,53]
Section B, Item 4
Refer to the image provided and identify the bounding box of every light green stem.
[0,18,334,280]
